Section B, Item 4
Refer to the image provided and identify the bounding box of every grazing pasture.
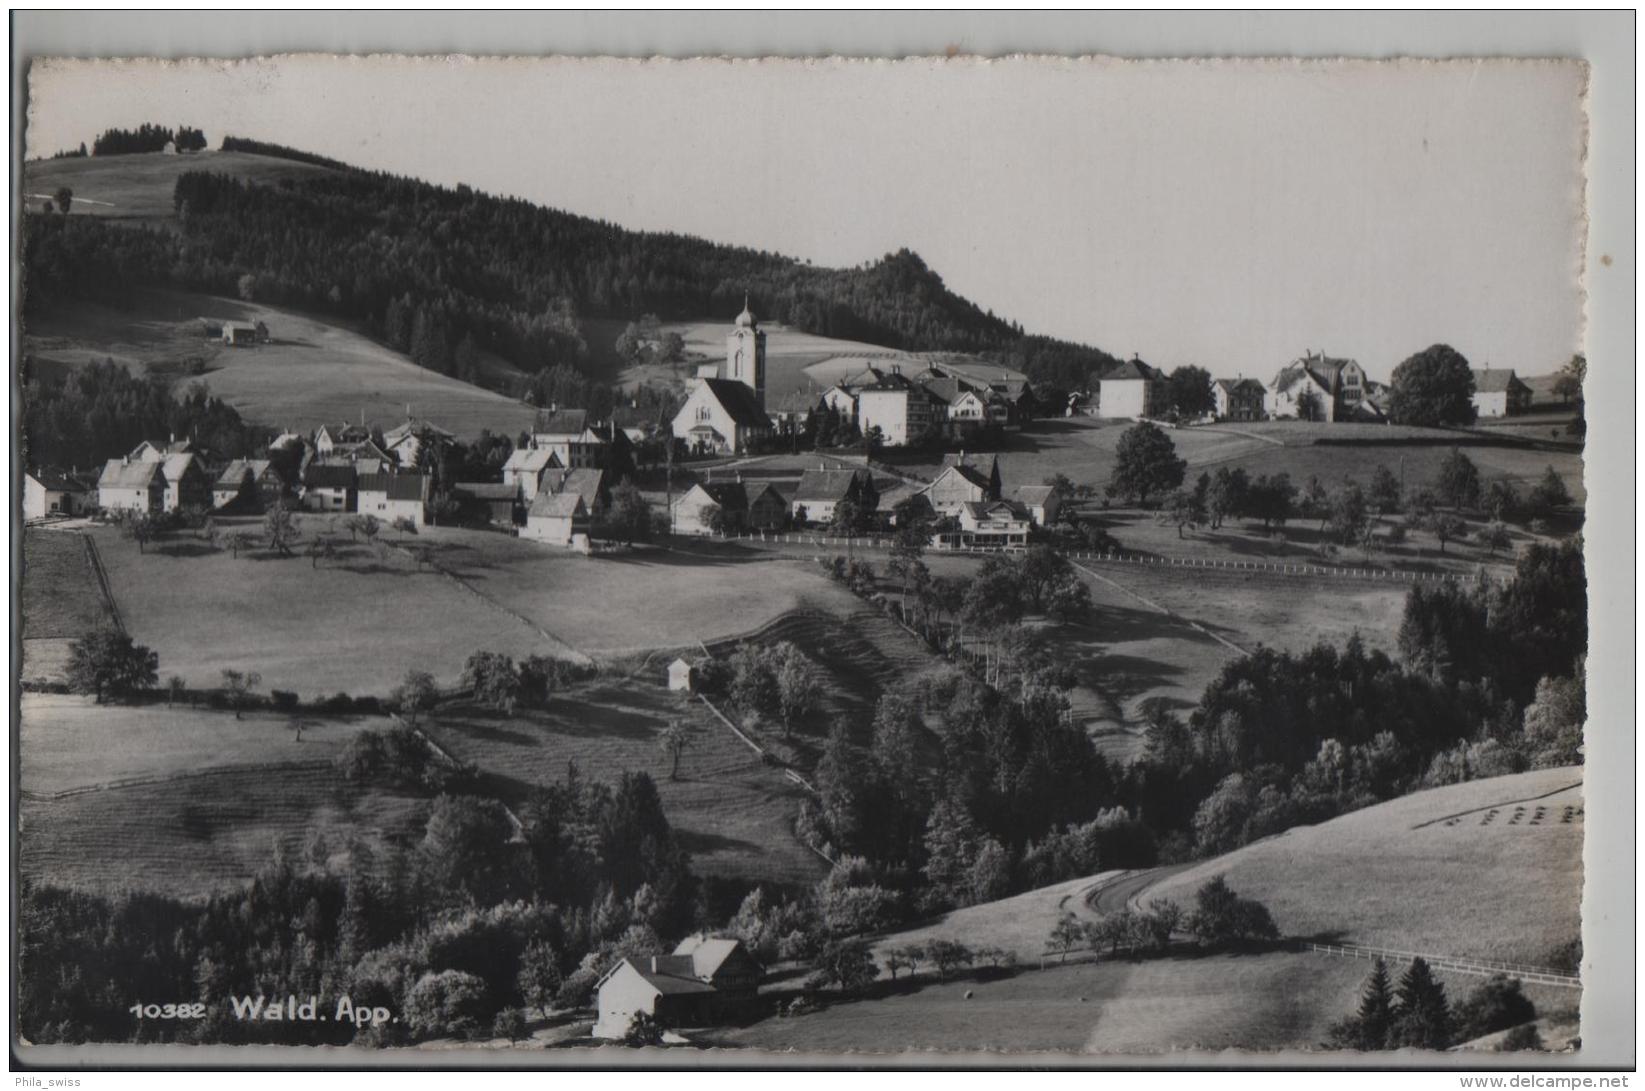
[20,692,379,797]
[22,149,336,223]
[20,765,430,899]
[422,677,826,887]
[91,524,561,697]
[25,288,539,438]
[1147,766,1584,966]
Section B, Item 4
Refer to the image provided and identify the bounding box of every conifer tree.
[1392,957,1452,1049]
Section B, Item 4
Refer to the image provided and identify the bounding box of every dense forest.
[91,123,206,156]
[22,144,1124,397]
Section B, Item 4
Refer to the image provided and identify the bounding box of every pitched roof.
[382,418,454,443]
[358,473,429,501]
[1101,358,1165,382]
[672,935,747,979]
[529,491,585,519]
[1472,368,1526,393]
[698,379,771,429]
[1270,364,1330,394]
[1012,485,1055,505]
[30,466,91,492]
[748,482,788,507]
[932,463,992,492]
[161,453,200,481]
[534,408,590,437]
[502,446,561,474]
[544,467,606,508]
[697,480,749,511]
[794,467,872,503]
[615,957,718,997]
[942,451,999,476]
[214,459,256,487]
[302,463,357,489]
[98,459,164,489]
[1214,378,1266,394]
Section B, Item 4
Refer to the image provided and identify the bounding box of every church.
[670,302,775,456]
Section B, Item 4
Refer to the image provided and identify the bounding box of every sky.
[25,55,1589,381]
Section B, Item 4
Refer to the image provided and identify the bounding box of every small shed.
[667,657,696,692]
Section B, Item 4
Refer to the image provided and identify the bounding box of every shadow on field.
[534,696,660,741]
[437,716,542,749]
[676,828,765,857]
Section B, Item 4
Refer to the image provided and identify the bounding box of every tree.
[236,272,259,302]
[1527,465,1571,514]
[1327,483,1370,545]
[1388,344,1477,426]
[1048,913,1085,963]
[1205,467,1250,529]
[775,651,821,736]
[1434,448,1482,511]
[392,515,419,541]
[65,628,158,703]
[608,482,655,544]
[1107,421,1186,505]
[1552,352,1585,407]
[1161,488,1203,538]
[225,531,252,559]
[620,1010,665,1047]
[418,794,522,906]
[516,940,564,1018]
[1484,480,1521,523]
[219,668,263,720]
[1141,899,1183,951]
[1522,669,1585,768]
[1369,464,1402,514]
[657,720,694,780]
[883,943,924,981]
[306,535,338,569]
[121,512,153,554]
[491,1007,529,1043]
[264,505,299,557]
[1482,522,1513,555]
[1454,974,1536,1043]
[1187,875,1279,948]
[1166,365,1215,419]
[925,938,975,980]
[462,651,520,712]
[392,670,440,725]
[1425,511,1466,554]
[166,674,187,707]
[1391,957,1453,1049]
[1328,958,1396,1050]
[808,937,877,995]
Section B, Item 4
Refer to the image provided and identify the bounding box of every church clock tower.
[725,297,767,412]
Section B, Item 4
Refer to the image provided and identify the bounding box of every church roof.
[699,379,771,430]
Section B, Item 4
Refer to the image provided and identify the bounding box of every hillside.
[20,147,1125,394]
[23,287,540,439]
[22,149,337,223]
[1146,766,1583,966]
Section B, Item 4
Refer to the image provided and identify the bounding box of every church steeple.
[725,299,767,412]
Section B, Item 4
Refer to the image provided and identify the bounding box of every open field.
[423,677,826,887]
[406,527,868,656]
[728,950,1398,1054]
[21,528,109,639]
[25,288,539,438]
[22,150,337,223]
[19,765,429,899]
[1147,766,1584,966]
[91,523,560,697]
[20,692,380,797]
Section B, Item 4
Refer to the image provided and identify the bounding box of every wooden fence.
[1306,942,1581,989]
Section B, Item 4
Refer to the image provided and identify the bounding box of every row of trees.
[90,123,205,156]
[1326,959,1542,1051]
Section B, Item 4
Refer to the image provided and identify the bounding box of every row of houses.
[1065,351,1534,425]
[671,451,1055,550]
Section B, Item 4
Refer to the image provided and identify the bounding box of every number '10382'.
[131,1003,207,1019]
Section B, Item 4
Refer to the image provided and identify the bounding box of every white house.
[24,468,91,521]
[96,458,166,515]
[501,446,563,501]
[1266,351,1370,422]
[791,467,877,526]
[357,473,431,527]
[951,500,1030,549]
[1471,368,1533,419]
[521,491,590,550]
[382,417,455,467]
[532,409,609,469]
[1212,378,1267,422]
[300,463,357,513]
[1096,358,1167,419]
[667,658,696,692]
[592,937,761,1039]
[671,480,747,537]
[856,369,936,448]
[1010,484,1061,527]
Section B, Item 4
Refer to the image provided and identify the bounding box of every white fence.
[1306,942,1581,989]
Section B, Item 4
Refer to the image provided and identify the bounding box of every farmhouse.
[212,459,283,512]
[746,483,789,530]
[96,458,166,515]
[1010,484,1061,527]
[316,438,395,475]
[857,367,938,448]
[357,473,431,527]
[382,417,455,467]
[501,445,563,501]
[592,936,762,1039]
[160,453,210,513]
[1472,368,1533,418]
[222,322,259,347]
[300,463,357,513]
[521,491,590,550]
[24,467,91,520]
[672,480,748,537]
[820,383,859,421]
[542,467,610,516]
[129,436,193,463]
[922,452,1002,517]
[792,466,878,526]
[314,422,373,456]
[530,408,606,469]
[1212,378,1267,422]
[1095,357,1167,419]
[1266,351,1369,422]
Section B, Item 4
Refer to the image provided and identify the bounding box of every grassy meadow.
[22,149,336,223]
[21,528,108,639]
[26,288,540,438]
[1147,766,1585,966]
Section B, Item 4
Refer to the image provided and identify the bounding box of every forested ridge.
[22,143,1122,390]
